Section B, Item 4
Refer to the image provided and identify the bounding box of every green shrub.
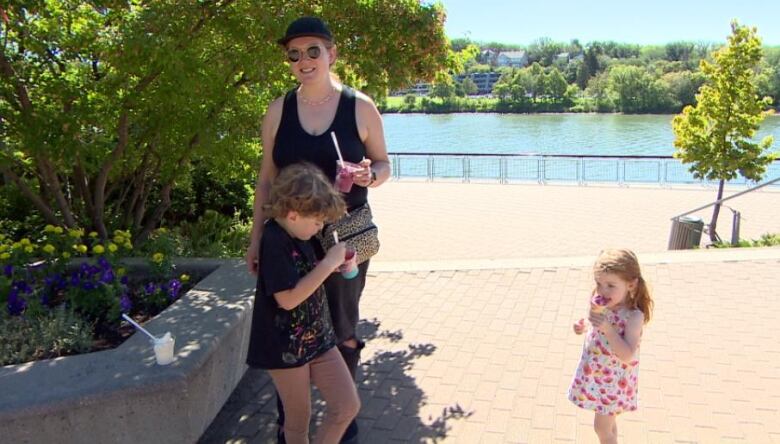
[711,232,780,248]
[176,210,250,258]
[1,307,94,366]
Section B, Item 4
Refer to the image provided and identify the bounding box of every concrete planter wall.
[0,259,257,444]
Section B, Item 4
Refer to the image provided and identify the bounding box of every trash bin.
[668,216,704,250]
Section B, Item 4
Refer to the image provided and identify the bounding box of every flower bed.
[0,258,257,444]
[1,227,197,365]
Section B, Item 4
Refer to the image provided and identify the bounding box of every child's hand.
[588,311,613,334]
[573,318,586,335]
[323,242,348,272]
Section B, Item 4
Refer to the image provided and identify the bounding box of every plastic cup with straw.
[121,313,175,365]
[331,131,357,192]
[333,230,358,279]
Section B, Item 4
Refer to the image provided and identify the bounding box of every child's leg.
[268,365,313,444]
[310,348,361,444]
[593,413,617,444]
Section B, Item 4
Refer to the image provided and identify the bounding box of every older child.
[568,249,654,444]
[246,163,359,444]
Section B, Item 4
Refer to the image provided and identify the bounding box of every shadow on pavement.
[199,318,472,443]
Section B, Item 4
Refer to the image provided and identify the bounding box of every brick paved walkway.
[200,182,780,443]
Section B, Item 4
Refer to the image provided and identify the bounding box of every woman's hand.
[353,158,373,187]
[573,318,586,335]
[245,237,261,275]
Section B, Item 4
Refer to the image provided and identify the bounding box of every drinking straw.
[333,230,339,244]
[330,131,344,167]
[121,313,158,342]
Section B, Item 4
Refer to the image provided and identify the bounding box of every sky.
[436,0,780,46]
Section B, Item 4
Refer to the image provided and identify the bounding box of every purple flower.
[167,279,182,300]
[7,288,25,316]
[14,281,32,294]
[120,294,132,313]
[79,262,90,275]
[120,276,129,285]
[98,257,111,270]
[144,282,157,295]
[3,265,12,278]
[82,281,96,291]
[100,269,115,284]
[70,272,81,286]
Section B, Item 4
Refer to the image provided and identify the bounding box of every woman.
[245,16,390,443]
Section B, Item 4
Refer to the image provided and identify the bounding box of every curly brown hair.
[264,162,346,222]
[593,249,654,324]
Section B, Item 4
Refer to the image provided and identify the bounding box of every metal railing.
[668,176,780,248]
[388,152,780,188]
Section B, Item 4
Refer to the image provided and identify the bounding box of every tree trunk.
[709,179,725,243]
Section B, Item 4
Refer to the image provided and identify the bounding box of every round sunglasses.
[286,45,322,63]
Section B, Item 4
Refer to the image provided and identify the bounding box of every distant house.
[496,51,528,68]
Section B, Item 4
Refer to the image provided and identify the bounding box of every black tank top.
[273,86,368,209]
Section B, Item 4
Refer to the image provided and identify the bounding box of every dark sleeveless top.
[273,85,368,210]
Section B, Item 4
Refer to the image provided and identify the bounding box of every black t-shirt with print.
[246,219,336,369]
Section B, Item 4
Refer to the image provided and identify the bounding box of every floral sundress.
[567,307,642,415]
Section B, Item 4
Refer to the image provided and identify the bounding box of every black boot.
[338,341,364,444]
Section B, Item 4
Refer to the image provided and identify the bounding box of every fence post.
[731,210,741,246]
[464,156,470,183]
[428,156,434,182]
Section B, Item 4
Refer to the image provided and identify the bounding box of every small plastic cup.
[335,161,362,193]
[340,246,359,279]
[152,333,175,365]
[591,294,608,314]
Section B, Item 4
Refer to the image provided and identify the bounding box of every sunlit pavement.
[202,181,780,443]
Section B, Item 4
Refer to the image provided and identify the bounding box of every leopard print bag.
[317,203,379,265]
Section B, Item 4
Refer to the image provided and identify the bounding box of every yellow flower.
[108,243,118,253]
[68,229,84,238]
[44,225,56,233]
[76,244,88,254]
[180,273,190,283]
[62,252,71,259]
[157,227,168,234]
[89,231,98,238]
[12,242,21,249]
[113,236,123,244]
[93,245,105,254]
[152,252,164,264]
[117,267,126,277]
[0,244,7,252]
[124,242,133,250]
[43,244,56,254]
[0,252,10,260]
[0,234,5,241]
[24,246,34,253]
[20,238,31,246]
[54,227,64,234]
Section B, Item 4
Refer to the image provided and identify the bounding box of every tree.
[461,76,479,95]
[0,1,450,242]
[430,72,456,99]
[608,65,652,112]
[546,67,568,101]
[672,22,776,242]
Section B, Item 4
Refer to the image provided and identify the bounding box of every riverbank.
[379,95,780,115]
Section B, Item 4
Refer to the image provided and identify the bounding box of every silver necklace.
[298,86,337,106]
